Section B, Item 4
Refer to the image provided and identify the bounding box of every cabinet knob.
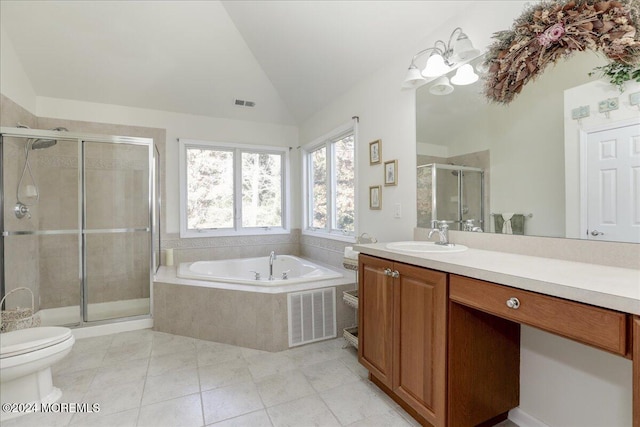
[391,270,400,278]
[384,268,392,276]
[506,297,520,309]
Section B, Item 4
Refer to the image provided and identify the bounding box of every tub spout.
[269,251,277,280]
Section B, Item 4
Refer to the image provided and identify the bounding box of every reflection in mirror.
[417,50,640,243]
[417,163,484,231]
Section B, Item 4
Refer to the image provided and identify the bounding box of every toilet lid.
[0,326,73,358]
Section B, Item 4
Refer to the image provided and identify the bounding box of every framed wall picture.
[369,185,381,210]
[369,139,381,165]
[384,160,398,186]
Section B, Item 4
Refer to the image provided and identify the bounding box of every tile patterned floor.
[3,329,421,427]
[4,329,519,427]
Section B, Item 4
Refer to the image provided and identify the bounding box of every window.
[179,139,289,237]
[303,123,356,240]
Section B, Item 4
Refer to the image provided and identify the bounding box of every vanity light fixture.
[428,76,454,95]
[402,27,481,91]
[450,64,479,85]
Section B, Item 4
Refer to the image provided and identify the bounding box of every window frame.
[179,139,290,238]
[302,122,357,242]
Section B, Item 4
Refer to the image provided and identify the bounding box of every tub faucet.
[269,251,277,280]
[428,221,450,245]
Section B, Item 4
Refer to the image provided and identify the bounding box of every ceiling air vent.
[234,99,256,108]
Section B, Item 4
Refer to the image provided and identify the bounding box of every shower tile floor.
[3,329,519,427]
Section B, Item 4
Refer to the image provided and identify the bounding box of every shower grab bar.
[3,227,150,237]
[83,227,150,234]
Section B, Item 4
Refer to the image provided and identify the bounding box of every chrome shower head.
[31,139,57,150]
[29,127,68,150]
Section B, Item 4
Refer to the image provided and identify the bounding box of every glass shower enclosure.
[417,163,485,231]
[0,127,157,326]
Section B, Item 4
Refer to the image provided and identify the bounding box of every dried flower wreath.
[484,0,640,104]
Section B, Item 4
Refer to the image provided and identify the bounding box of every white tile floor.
[4,329,519,427]
[3,329,421,427]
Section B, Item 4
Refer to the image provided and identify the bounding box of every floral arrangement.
[484,0,640,104]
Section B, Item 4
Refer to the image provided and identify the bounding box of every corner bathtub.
[176,255,343,286]
[154,256,355,351]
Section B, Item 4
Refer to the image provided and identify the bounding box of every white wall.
[299,61,417,242]
[519,326,632,427]
[0,26,36,114]
[34,96,300,235]
[299,1,530,243]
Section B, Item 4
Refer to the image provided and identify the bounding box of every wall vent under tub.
[287,288,336,347]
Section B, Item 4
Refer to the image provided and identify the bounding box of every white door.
[586,121,640,243]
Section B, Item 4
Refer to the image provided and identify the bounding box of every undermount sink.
[385,241,468,253]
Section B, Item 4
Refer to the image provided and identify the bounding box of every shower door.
[1,135,82,325]
[460,169,484,229]
[1,128,154,327]
[83,140,152,322]
[416,163,484,231]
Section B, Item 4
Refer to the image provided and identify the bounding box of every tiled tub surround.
[160,229,360,275]
[154,264,356,352]
[161,231,302,266]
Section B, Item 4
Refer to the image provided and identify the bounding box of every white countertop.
[354,243,640,315]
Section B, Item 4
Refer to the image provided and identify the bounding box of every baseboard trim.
[509,407,550,427]
[71,318,153,339]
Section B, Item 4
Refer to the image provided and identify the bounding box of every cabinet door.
[393,262,447,426]
[358,254,394,387]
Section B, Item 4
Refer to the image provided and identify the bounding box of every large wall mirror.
[416,49,640,244]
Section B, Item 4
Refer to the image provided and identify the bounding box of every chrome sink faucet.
[269,251,277,280]
[428,220,450,245]
[463,219,484,233]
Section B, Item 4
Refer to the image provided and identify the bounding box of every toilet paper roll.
[165,248,174,266]
[343,246,359,260]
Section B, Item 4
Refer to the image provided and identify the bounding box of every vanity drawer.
[450,275,628,356]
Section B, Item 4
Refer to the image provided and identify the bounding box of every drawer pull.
[506,297,520,309]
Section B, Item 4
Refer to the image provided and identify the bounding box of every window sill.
[302,229,356,243]
[180,228,290,239]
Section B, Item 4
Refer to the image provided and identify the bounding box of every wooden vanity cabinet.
[358,254,447,426]
[359,253,638,426]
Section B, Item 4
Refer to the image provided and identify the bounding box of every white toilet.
[0,326,75,421]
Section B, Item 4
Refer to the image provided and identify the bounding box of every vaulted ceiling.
[0,1,521,126]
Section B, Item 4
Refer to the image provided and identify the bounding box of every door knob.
[590,230,604,236]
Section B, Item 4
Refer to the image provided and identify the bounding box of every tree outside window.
[180,140,288,237]
[304,126,356,238]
